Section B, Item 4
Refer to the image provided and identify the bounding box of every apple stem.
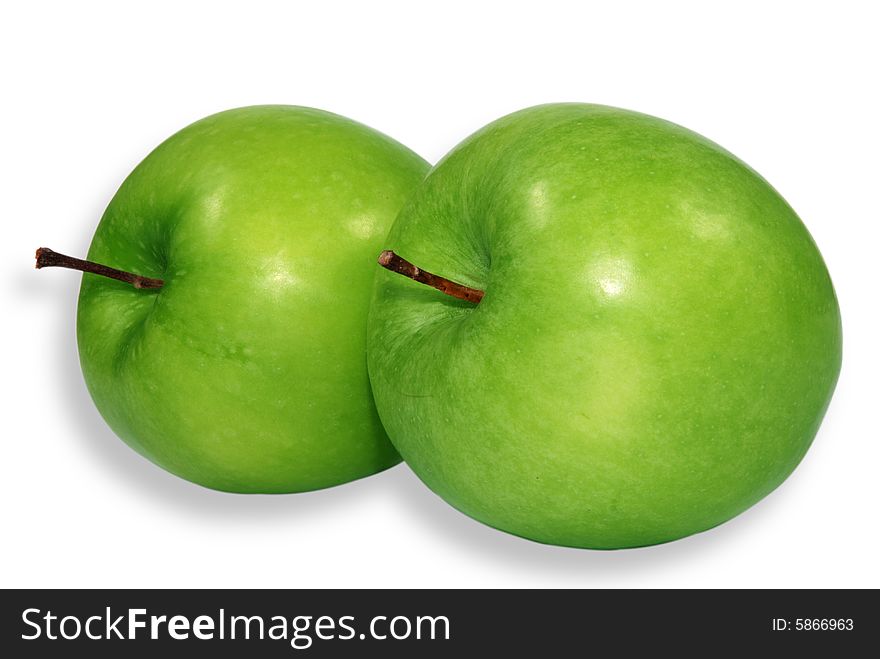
[377,250,484,304]
[34,247,164,289]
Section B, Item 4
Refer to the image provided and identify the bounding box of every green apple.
[51,105,429,493]
[367,103,841,548]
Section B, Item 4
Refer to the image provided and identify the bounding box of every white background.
[2,0,878,589]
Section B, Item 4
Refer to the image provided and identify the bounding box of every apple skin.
[77,106,429,493]
[367,104,841,548]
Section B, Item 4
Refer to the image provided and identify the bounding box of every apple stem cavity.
[377,250,484,304]
[34,247,164,289]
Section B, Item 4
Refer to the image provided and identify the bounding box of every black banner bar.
[1,589,875,656]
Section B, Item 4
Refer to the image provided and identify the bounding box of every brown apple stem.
[377,250,484,304]
[34,247,164,289]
